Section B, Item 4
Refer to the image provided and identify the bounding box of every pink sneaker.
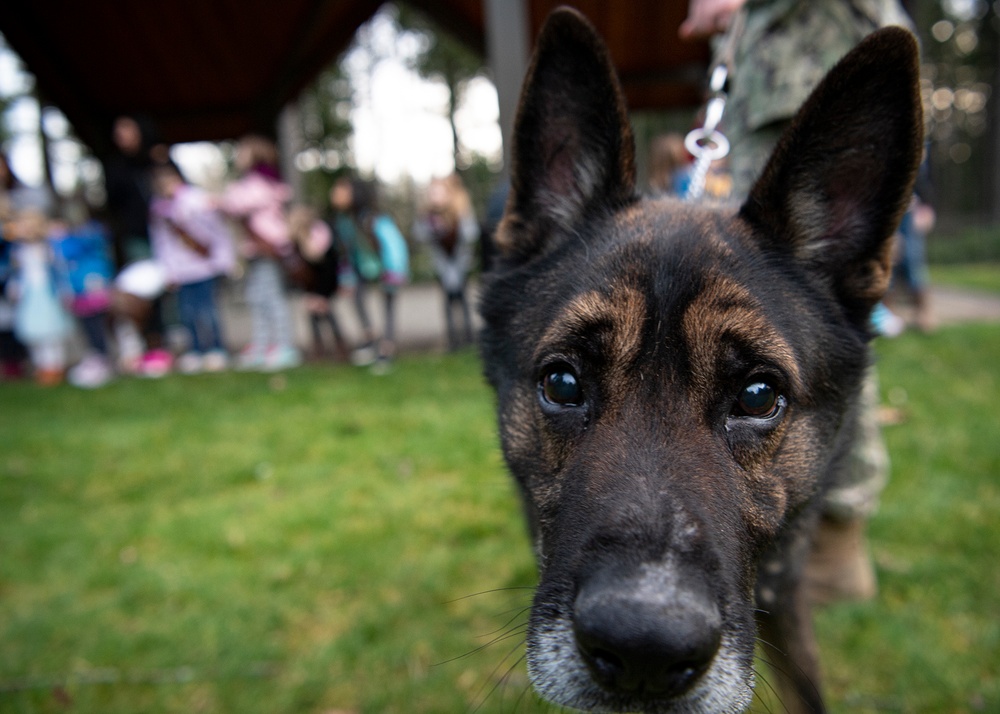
[237,345,266,371]
[139,349,173,378]
[261,345,301,372]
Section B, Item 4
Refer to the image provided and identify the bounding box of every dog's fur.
[479,9,922,713]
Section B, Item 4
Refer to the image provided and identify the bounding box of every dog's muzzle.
[572,563,723,698]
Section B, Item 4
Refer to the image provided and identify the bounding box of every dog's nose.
[572,569,722,698]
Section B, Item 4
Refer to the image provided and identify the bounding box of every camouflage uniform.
[725,0,914,198]
[720,0,912,521]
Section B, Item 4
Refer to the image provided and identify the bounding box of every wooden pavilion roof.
[0,0,709,156]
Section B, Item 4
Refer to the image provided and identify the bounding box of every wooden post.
[484,0,530,177]
[35,92,57,195]
[278,101,304,202]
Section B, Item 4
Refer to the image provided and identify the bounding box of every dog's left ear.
[496,7,636,262]
[741,27,923,325]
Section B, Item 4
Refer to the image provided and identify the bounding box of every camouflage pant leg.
[728,124,787,201]
[824,365,890,522]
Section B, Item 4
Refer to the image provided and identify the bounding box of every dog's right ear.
[496,8,636,263]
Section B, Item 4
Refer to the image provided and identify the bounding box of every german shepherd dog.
[479,8,921,713]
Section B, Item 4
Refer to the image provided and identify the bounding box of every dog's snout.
[572,568,722,698]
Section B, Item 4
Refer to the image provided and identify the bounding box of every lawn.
[1,323,998,713]
[930,262,1000,294]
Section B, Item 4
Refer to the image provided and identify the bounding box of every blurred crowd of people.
[0,96,934,390]
[0,116,484,388]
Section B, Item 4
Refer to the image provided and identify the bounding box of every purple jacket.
[150,185,236,285]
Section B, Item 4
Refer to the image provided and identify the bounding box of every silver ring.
[684,129,730,161]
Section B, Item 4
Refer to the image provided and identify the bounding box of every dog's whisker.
[499,653,533,713]
[444,586,536,605]
[466,640,528,714]
[750,665,784,714]
[476,607,532,640]
[753,653,812,714]
[755,635,788,657]
[485,627,529,652]
[492,603,534,619]
[755,635,824,703]
[434,625,528,668]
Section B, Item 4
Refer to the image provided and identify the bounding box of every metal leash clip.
[683,64,731,203]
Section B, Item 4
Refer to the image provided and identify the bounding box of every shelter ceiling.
[0,1,708,155]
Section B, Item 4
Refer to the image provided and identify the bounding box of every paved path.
[214,281,999,356]
[920,285,1000,325]
[217,280,485,355]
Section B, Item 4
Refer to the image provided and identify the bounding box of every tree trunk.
[991,20,1000,223]
[446,57,461,172]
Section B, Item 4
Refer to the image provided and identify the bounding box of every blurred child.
[412,174,478,351]
[51,204,116,388]
[329,176,408,374]
[150,161,236,373]
[890,158,936,333]
[0,233,25,379]
[288,203,349,360]
[104,115,172,377]
[647,132,692,196]
[111,258,169,374]
[218,135,300,371]
[3,184,72,385]
[0,153,28,379]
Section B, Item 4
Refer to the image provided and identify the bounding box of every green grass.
[927,225,1000,265]
[1,326,998,713]
[0,354,540,713]
[930,263,1000,294]
[816,323,1000,713]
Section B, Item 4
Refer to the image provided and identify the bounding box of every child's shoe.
[871,303,905,338]
[237,344,266,370]
[371,339,395,376]
[201,350,229,372]
[35,367,65,386]
[176,352,204,375]
[68,355,114,389]
[370,355,393,376]
[139,349,173,378]
[262,345,302,372]
[350,342,378,367]
[114,321,145,374]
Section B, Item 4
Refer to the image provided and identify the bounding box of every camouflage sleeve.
[723,0,914,199]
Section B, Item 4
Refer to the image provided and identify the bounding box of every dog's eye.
[733,381,783,419]
[540,366,582,407]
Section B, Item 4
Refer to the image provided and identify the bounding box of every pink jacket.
[150,185,236,286]
[218,171,293,258]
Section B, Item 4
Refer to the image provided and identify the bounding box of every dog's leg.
[755,526,825,714]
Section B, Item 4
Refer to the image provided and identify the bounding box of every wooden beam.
[484,0,530,176]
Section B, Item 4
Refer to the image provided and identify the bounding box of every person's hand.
[913,202,936,235]
[679,0,745,39]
